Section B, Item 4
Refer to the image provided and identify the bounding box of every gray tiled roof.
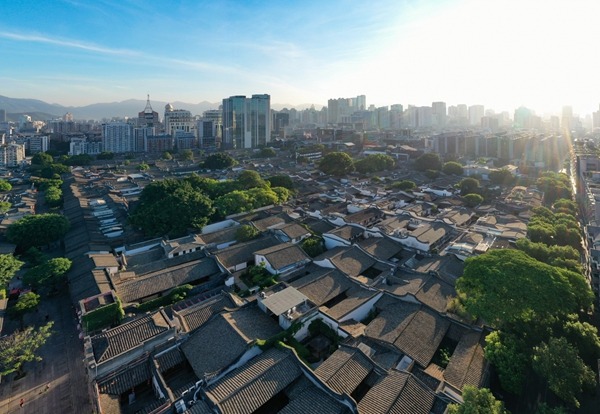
[278,379,353,414]
[326,225,363,241]
[384,272,456,313]
[97,359,151,395]
[261,287,309,316]
[274,222,311,240]
[115,257,220,303]
[176,294,236,332]
[155,347,185,373]
[181,307,281,379]
[91,312,172,363]
[365,299,450,367]
[291,269,353,306]
[315,346,374,396]
[181,314,249,378]
[326,286,379,320]
[443,330,487,390]
[255,243,310,271]
[358,370,435,414]
[214,236,280,269]
[205,347,302,414]
[357,237,404,261]
[328,246,376,277]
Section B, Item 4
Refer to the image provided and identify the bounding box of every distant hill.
[0,95,324,121]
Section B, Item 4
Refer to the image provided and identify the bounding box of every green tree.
[463,193,483,207]
[247,187,279,208]
[484,331,530,394]
[301,237,325,258]
[44,186,63,208]
[552,198,577,216]
[532,337,596,408]
[213,191,253,218]
[6,214,70,250]
[137,163,150,171]
[130,186,214,237]
[31,152,53,166]
[13,292,40,327]
[559,316,600,366]
[354,154,395,174]
[271,187,291,202]
[442,161,464,176]
[23,257,72,291]
[0,254,24,288]
[236,170,268,189]
[536,172,571,205]
[0,321,53,377]
[203,152,237,170]
[258,147,276,158]
[268,175,294,190]
[236,224,260,242]
[414,153,442,171]
[425,169,440,179]
[459,177,480,195]
[0,179,12,192]
[0,201,11,214]
[447,386,508,414]
[489,168,515,186]
[457,249,585,328]
[318,152,355,176]
[390,180,416,191]
[162,151,173,160]
[180,149,194,161]
[96,151,115,160]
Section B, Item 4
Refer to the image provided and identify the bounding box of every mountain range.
[0,95,323,122]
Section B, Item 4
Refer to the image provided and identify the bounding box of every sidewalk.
[0,291,92,413]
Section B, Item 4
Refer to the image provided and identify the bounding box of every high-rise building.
[138,95,159,128]
[562,105,573,132]
[0,141,25,167]
[273,112,290,136]
[134,126,155,152]
[222,94,271,149]
[164,105,194,137]
[0,109,6,123]
[468,105,485,126]
[102,122,134,153]
[432,102,447,128]
[593,105,600,131]
[198,110,222,148]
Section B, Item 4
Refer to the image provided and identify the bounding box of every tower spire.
[144,94,153,113]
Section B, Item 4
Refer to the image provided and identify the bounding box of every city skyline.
[2,0,600,116]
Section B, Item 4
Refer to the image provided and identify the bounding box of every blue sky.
[1,0,599,115]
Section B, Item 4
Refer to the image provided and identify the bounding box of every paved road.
[0,291,92,413]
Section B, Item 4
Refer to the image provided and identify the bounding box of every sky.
[1,0,600,115]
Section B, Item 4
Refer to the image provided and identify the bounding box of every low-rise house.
[323,225,364,249]
[212,236,280,273]
[254,242,311,275]
[270,222,312,243]
[377,215,455,253]
[161,234,204,258]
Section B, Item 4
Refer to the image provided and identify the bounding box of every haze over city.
[2,0,600,116]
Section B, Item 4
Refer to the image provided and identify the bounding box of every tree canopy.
[442,161,464,176]
[318,152,355,176]
[0,179,12,192]
[23,257,72,290]
[447,386,508,414]
[301,237,325,258]
[463,193,483,207]
[203,152,237,170]
[354,154,395,174]
[0,321,53,376]
[489,168,515,186]
[459,177,480,195]
[457,249,591,328]
[414,153,442,171]
[31,152,53,166]
[6,214,70,250]
[257,147,276,158]
[268,175,294,190]
[389,180,416,191]
[536,172,571,205]
[235,224,259,242]
[532,337,596,408]
[180,149,194,161]
[0,254,24,288]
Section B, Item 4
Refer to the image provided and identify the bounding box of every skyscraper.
[138,95,159,128]
[468,105,485,126]
[164,104,194,137]
[222,94,271,149]
[432,102,447,128]
[102,122,134,153]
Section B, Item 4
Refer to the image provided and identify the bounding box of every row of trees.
[317,152,396,176]
[456,177,597,409]
[129,171,291,237]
